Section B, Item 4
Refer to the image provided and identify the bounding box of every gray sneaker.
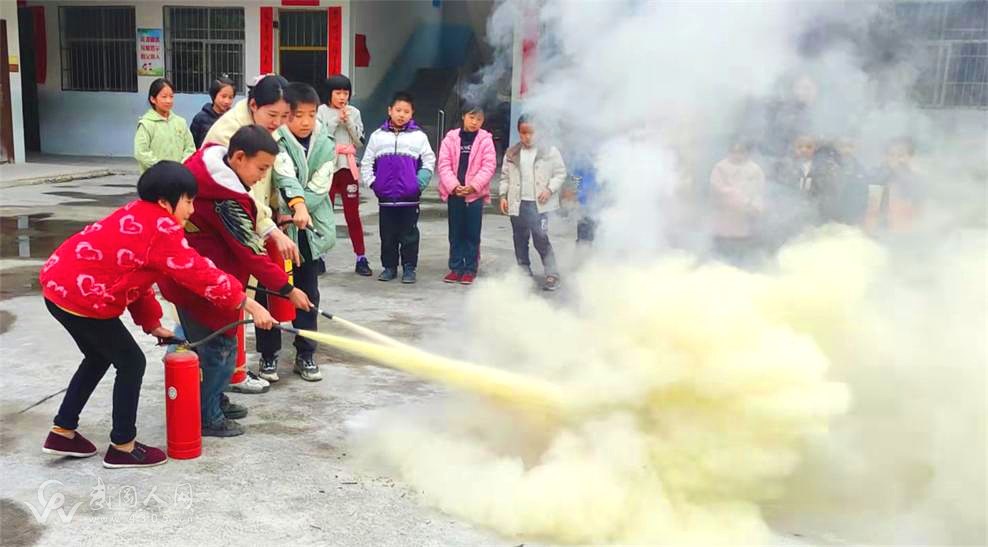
[542,275,560,291]
[202,418,244,438]
[228,371,270,394]
[258,356,279,383]
[293,356,323,382]
[378,268,398,282]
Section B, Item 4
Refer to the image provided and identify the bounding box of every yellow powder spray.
[293,328,568,416]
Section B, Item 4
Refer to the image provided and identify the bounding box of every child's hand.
[500,197,509,215]
[538,190,552,205]
[270,229,301,265]
[292,203,312,230]
[461,186,476,195]
[245,298,276,330]
[288,288,314,312]
[150,326,175,340]
[339,107,348,123]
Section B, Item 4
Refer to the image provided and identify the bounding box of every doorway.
[17,7,40,152]
[0,20,14,163]
[278,10,327,89]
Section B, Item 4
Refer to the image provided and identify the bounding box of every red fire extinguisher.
[230,310,247,385]
[164,349,202,460]
[264,239,296,322]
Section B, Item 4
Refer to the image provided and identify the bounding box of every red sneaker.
[459,272,476,285]
[102,442,167,469]
[443,271,461,284]
[42,431,97,458]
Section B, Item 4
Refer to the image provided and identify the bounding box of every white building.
[0,0,984,164]
[0,0,495,162]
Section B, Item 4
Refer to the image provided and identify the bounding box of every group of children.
[47,66,924,467]
[42,73,567,468]
[709,133,924,261]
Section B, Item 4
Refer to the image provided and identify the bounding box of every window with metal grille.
[59,6,137,92]
[896,1,988,109]
[278,11,329,87]
[164,7,245,94]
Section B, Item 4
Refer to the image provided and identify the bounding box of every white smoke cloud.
[353,0,987,544]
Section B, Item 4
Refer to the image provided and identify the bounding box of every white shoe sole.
[229,383,270,394]
[42,447,97,458]
[102,458,168,469]
[258,373,279,383]
[293,369,323,382]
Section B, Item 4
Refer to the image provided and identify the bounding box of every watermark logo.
[23,475,195,525]
[23,480,83,525]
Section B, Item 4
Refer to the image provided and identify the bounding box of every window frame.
[58,6,138,93]
[897,1,988,110]
[163,5,246,95]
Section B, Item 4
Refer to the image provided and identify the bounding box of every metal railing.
[436,109,446,152]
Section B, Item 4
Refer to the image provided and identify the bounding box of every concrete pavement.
[0,155,138,190]
[0,171,574,546]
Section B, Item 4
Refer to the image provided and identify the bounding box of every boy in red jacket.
[39,161,276,469]
[160,125,313,438]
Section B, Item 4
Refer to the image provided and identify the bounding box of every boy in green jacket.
[259,82,337,383]
[134,78,196,172]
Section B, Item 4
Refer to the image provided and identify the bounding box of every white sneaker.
[227,371,270,394]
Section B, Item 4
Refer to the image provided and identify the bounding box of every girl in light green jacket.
[134,78,195,173]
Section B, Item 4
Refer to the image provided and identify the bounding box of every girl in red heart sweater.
[38,161,275,469]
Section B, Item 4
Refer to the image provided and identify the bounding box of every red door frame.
[261,4,343,77]
[0,20,15,163]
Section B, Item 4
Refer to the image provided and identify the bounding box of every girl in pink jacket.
[436,105,497,284]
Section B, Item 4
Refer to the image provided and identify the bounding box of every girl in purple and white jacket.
[360,92,436,284]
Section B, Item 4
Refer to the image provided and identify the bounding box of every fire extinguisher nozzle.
[276,324,300,335]
[319,309,334,320]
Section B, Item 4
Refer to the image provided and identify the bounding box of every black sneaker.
[378,268,398,282]
[355,257,372,277]
[202,418,245,438]
[258,355,279,383]
[220,394,247,420]
[294,356,323,382]
[401,267,417,284]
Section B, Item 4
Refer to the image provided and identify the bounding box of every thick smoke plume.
[353,1,987,544]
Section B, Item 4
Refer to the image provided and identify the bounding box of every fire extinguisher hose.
[156,319,263,349]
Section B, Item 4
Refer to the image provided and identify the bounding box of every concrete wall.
[31,0,350,157]
[18,0,473,158]
[349,0,440,100]
[1,2,25,163]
